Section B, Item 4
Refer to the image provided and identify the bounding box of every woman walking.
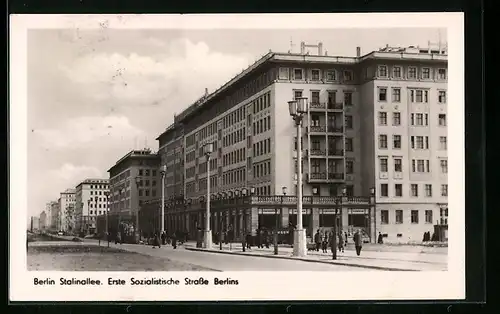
[338,231,344,253]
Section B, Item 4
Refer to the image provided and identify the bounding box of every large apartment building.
[58,188,76,233]
[107,149,160,240]
[74,179,109,235]
[146,42,448,243]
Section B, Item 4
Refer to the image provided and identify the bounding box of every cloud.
[57,38,253,105]
[35,115,145,149]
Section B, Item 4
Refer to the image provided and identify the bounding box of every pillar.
[239,210,244,238]
[341,207,349,233]
[250,207,258,236]
[370,205,376,243]
[312,207,320,232]
[282,206,289,228]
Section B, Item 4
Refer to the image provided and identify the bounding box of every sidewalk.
[183,242,448,271]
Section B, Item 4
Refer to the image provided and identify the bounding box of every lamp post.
[134,176,141,242]
[275,186,287,255]
[203,142,214,249]
[95,197,99,245]
[369,187,376,243]
[87,199,91,235]
[241,188,247,252]
[104,191,110,247]
[288,96,308,257]
[160,166,166,236]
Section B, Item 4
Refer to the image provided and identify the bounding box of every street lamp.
[203,142,214,249]
[288,96,308,257]
[104,191,110,247]
[274,186,287,255]
[369,187,376,243]
[134,176,141,242]
[241,188,248,252]
[159,165,166,237]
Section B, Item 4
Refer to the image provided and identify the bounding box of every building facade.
[142,42,448,243]
[74,179,109,235]
[49,201,60,231]
[58,188,76,233]
[30,216,40,232]
[107,149,160,240]
[39,211,47,230]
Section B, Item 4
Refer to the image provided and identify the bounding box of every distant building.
[39,211,47,230]
[30,216,40,231]
[58,189,76,233]
[74,179,110,235]
[49,201,60,231]
[107,149,160,239]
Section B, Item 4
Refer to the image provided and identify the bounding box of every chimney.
[356,46,361,57]
[204,88,208,97]
[300,41,305,54]
[318,42,323,56]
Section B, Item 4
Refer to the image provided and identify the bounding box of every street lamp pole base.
[292,229,307,257]
[203,230,213,249]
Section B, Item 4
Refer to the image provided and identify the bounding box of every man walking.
[314,229,321,252]
[353,229,363,256]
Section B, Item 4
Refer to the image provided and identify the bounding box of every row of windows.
[186,150,196,163]
[88,183,109,189]
[378,88,447,104]
[253,116,271,136]
[223,148,246,167]
[253,159,272,178]
[253,138,271,157]
[380,209,434,225]
[88,209,109,215]
[89,190,109,196]
[88,203,107,209]
[198,121,217,141]
[223,127,246,147]
[378,131,445,150]
[138,168,158,177]
[222,167,246,186]
[378,157,447,173]
[279,67,354,82]
[223,106,245,129]
[254,185,272,196]
[253,92,271,114]
[377,65,447,80]
[137,179,157,187]
[294,90,353,105]
[198,141,218,157]
[186,134,196,147]
[198,158,218,174]
[138,189,157,197]
[110,171,130,184]
[186,166,196,179]
[379,183,448,197]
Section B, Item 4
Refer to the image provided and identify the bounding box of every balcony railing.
[308,125,327,133]
[327,102,344,110]
[309,102,326,110]
[309,173,327,180]
[309,149,327,156]
[327,126,343,133]
[327,149,344,156]
[328,173,345,180]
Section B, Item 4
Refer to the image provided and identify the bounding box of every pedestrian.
[353,229,363,256]
[338,231,344,253]
[115,231,122,245]
[263,228,269,248]
[344,232,348,246]
[378,232,384,244]
[245,232,252,249]
[256,228,263,248]
[161,231,166,245]
[314,229,321,252]
[152,232,161,248]
[172,231,177,249]
[321,232,328,253]
[329,230,336,253]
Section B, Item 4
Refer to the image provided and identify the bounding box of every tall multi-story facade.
[157,123,185,198]
[107,149,160,240]
[49,201,60,231]
[39,211,47,230]
[45,202,53,230]
[74,179,109,234]
[58,189,76,233]
[146,42,447,243]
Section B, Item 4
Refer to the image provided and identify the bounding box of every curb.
[184,247,415,271]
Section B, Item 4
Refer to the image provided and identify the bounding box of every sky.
[27,26,446,217]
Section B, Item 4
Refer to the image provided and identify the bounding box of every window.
[417,160,425,172]
[293,69,303,80]
[421,67,430,79]
[378,88,387,101]
[294,90,303,100]
[311,91,320,104]
[441,184,448,196]
[416,136,424,149]
[379,157,388,172]
[344,92,353,105]
[440,159,448,173]
[393,66,401,78]
[438,91,447,103]
[439,114,447,126]
[346,160,354,174]
[381,210,389,224]
[380,184,388,197]
[415,113,423,126]
[345,115,353,129]
[392,112,401,126]
[392,88,401,102]
[425,210,433,223]
[327,91,337,105]
[378,112,387,125]
[425,184,433,197]
[343,70,352,81]
[411,210,419,224]
[411,184,418,197]
[345,138,353,151]
[395,184,403,197]
[311,69,320,81]
[326,70,336,81]
[438,68,447,80]
[440,136,447,150]
[278,67,289,80]
[394,158,402,172]
[379,134,387,149]
[395,210,403,224]
[393,135,401,149]
[408,67,417,79]
[378,65,388,77]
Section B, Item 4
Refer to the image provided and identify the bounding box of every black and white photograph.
[10,13,465,301]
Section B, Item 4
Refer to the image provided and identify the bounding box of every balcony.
[308,125,327,133]
[327,149,344,157]
[327,102,344,110]
[328,173,344,180]
[327,126,343,133]
[309,102,326,110]
[307,172,345,183]
[308,173,327,180]
[309,149,327,157]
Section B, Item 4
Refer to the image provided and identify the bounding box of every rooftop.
[107,149,160,173]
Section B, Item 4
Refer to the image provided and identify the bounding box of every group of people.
[314,229,366,256]
[151,230,186,249]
